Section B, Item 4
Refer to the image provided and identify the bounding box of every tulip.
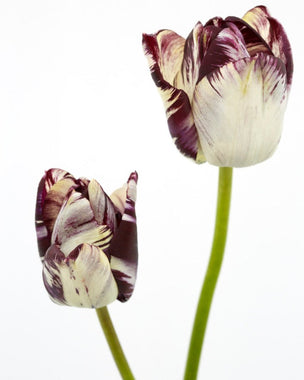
[35,168,138,308]
[142,5,293,167]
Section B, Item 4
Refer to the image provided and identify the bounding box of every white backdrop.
[0,0,303,379]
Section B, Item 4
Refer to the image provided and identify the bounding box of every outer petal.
[42,244,118,308]
[175,22,205,101]
[192,54,287,167]
[52,190,113,257]
[145,30,185,86]
[87,179,118,233]
[35,168,78,260]
[242,6,293,88]
[110,183,127,215]
[108,172,138,302]
[143,32,205,163]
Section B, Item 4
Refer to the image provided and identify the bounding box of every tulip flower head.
[35,169,138,308]
[143,6,293,167]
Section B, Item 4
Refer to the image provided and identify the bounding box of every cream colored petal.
[243,6,293,88]
[154,30,185,86]
[43,244,118,308]
[174,22,204,100]
[110,184,127,215]
[143,32,205,162]
[88,179,117,231]
[52,191,112,256]
[193,54,287,167]
[35,168,78,259]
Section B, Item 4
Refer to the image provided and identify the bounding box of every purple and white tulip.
[35,168,138,308]
[143,6,293,167]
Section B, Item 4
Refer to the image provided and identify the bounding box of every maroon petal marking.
[51,190,113,257]
[143,33,204,162]
[43,243,118,308]
[167,88,204,161]
[178,22,204,98]
[109,172,138,302]
[225,16,273,57]
[87,179,118,235]
[199,22,250,80]
[242,6,293,88]
[42,244,67,305]
[147,29,185,86]
[35,169,78,260]
[205,16,224,28]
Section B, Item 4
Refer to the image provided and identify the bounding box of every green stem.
[96,307,135,380]
[184,167,233,380]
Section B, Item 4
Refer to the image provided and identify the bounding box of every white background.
[0,0,303,379]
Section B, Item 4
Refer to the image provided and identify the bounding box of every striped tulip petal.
[242,5,293,88]
[193,54,287,167]
[43,244,118,308]
[199,22,250,79]
[175,22,204,100]
[52,191,113,257]
[147,30,185,86]
[143,33,205,163]
[88,179,118,233]
[224,16,273,57]
[35,169,78,259]
[109,172,138,302]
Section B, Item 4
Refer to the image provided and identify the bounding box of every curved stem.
[96,307,135,380]
[184,167,233,380]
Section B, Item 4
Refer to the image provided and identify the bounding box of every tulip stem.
[96,307,135,380]
[184,167,233,380]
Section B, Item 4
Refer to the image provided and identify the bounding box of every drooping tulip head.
[142,6,293,167]
[35,168,138,308]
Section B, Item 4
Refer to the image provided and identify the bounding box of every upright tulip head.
[142,6,293,167]
[35,168,138,308]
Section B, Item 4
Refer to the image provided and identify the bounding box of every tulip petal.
[199,22,250,79]
[225,16,273,58]
[143,33,205,163]
[35,169,78,259]
[145,30,185,86]
[193,54,287,167]
[43,244,118,308]
[52,191,113,257]
[110,184,127,215]
[87,179,118,233]
[173,22,204,100]
[109,172,138,302]
[242,6,293,88]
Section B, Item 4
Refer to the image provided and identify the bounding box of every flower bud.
[35,169,138,308]
[142,6,293,167]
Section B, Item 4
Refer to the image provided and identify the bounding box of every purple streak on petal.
[82,178,118,234]
[225,16,273,57]
[35,169,77,260]
[42,245,67,305]
[167,88,201,159]
[91,183,117,234]
[267,18,293,88]
[243,6,293,88]
[51,191,113,258]
[180,22,204,95]
[205,16,224,28]
[199,22,250,80]
[143,33,201,162]
[108,172,138,302]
